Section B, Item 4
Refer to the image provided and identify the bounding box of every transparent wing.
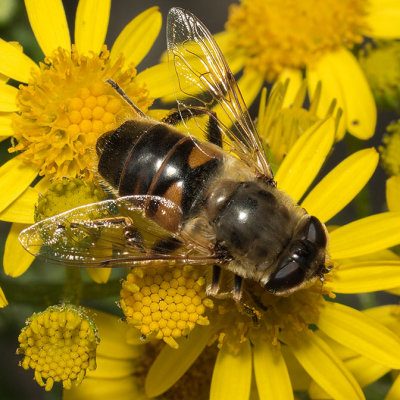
[19,195,220,268]
[167,7,274,180]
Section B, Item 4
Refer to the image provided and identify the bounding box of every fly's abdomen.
[96,120,223,231]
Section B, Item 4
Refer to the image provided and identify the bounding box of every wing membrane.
[167,7,274,180]
[19,195,219,268]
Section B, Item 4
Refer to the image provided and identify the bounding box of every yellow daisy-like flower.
[141,118,400,400]
[204,0,400,141]
[17,304,99,391]
[0,0,168,279]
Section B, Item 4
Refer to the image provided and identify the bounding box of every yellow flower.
[306,304,400,399]
[17,304,99,391]
[142,119,400,400]
[208,0,400,141]
[0,0,168,279]
[359,41,400,111]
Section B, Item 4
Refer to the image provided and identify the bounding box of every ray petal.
[24,0,71,55]
[329,212,400,259]
[253,339,293,400]
[4,223,35,277]
[302,148,378,222]
[0,157,39,213]
[0,39,38,83]
[111,7,161,67]
[74,0,111,55]
[145,325,215,398]
[285,332,364,400]
[0,83,18,112]
[317,301,400,369]
[275,117,335,202]
[330,261,400,293]
[308,49,376,139]
[210,340,252,400]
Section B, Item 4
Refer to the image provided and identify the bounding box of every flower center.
[226,0,369,81]
[17,305,98,391]
[120,266,213,348]
[213,277,334,351]
[10,45,153,179]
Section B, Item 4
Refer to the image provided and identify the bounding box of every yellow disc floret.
[10,45,153,179]
[226,0,368,81]
[120,266,213,348]
[17,305,99,391]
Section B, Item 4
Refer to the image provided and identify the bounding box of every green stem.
[1,278,121,306]
[63,267,83,305]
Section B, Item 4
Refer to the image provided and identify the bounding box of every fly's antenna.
[106,79,147,118]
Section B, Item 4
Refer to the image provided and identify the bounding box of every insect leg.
[162,108,223,148]
[106,79,147,118]
[207,264,222,296]
[233,274,243,302]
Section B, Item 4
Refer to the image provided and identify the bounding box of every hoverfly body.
[19,8,329,311]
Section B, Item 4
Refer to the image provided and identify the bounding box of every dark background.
[0,1,397,399]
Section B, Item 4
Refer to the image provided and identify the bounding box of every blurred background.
[0,0,398,399]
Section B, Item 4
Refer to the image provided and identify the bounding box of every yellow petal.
[74,0,110,55]
[329,212,400,259]
[24,0,71,55]
[0,39,38,83]
[366,1,400,38]
[330,260,400,293]
[65,375,146,400]
[276,69,303,108]
[0,157,39,212]
[89,309,141,360]
[386,176,400,212]
[111,7,161,66]
[302,148,379,223]
[309,352,389,398]
[0,186,36,223]
[253,339,293,400]
[386,374,400,400]
[0,114,13,135]
[285,333,364,400]
[308,49,376,139]
[236,68,264,111]
[363,305,400,333]
[136,62,174,100]
[0,83,18,111]
[145,325,215,397]
[86,356,135,379]
[4,223,35,277]
[210,341,252,400]
[275,118,335,202]
[317,302,400,369]
[86,267,111,284]
[213,31,246,74]
[281,346,311,391]
[0,287,7,307]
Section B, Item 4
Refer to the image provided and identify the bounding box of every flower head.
[0,1,168,279]
[141,117,400,399]
[17,304,98,391]
[359,41,400,111]
[120,266,213,348]
[215,0,400,140]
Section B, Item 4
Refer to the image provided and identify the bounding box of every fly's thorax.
[206,180,303,272]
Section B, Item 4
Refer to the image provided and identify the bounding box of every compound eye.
[265,260,305,292]
[306,216,327,247]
